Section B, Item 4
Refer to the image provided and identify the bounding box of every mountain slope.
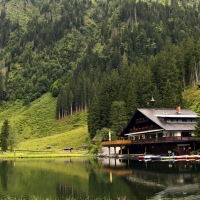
[183,86,200,115]
[0,93,89,150]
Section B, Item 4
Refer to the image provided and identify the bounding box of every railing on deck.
[102,140,132,146]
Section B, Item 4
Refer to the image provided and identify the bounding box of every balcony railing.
[131,136,195,144]
[102,140,132,147]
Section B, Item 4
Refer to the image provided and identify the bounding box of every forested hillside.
[0,0,200,142]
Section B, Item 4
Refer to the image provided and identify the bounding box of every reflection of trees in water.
[0,160,14,191]
[0,161,8,190]
[100,158,200,199]
[88,168,143,200]
[89,170,102,198]
[127,160,200,186]
[56,182,87,200]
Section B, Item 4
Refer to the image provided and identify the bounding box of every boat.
[138,155,152,161]
[138,155,200,162]
[151,155,161,161]
[169,155,200,161]
[160,155,174,162]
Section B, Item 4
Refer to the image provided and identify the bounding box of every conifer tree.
[88,94,101,139]
[0,72,3,103]
[109,101,128,137]
[194,117,200,142]
[1,119,9,151]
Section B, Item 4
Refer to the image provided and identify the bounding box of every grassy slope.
[0,93,90,151]
[183,86,200,115]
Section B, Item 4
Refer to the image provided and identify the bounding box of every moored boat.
[138,154,200,162]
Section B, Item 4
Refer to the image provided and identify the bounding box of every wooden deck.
[102,140,132,147]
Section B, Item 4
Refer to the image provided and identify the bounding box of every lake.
[0,157,200,200]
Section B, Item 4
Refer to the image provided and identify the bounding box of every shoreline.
[0,150,94,159]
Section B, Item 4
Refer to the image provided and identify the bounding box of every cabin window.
[146,134,151,139]
[157,132,163,138]
[165,118,170,122]
[181,132,191,137]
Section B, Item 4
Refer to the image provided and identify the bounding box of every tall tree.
[1,119,9,151]
[194,117,200,142]
[109,101,128,137]
[0,72,3,103]
[87,94,101,139]
[8,127,18,152]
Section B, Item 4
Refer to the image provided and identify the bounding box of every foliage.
[7,127,18,151]
[0,119,9,151]
[194,117,200,142]
[109,101,127,136]
[95,127,110,142]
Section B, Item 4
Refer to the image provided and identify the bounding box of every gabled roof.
[121,108,198,136]
[137,108,198,131]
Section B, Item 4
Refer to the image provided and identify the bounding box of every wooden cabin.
[102,107,200,155]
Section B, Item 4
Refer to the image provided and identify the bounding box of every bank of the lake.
[0,150,94,159]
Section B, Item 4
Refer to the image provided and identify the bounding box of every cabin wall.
[128,142,198,155]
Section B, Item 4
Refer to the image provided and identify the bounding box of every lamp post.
[150,96,155,108]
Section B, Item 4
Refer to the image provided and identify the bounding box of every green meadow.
[0,93,90,152]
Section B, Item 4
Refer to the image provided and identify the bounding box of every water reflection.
[0,158,199,200]
[99,158,200,199]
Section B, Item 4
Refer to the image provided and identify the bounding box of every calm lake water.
[0,157,200,200]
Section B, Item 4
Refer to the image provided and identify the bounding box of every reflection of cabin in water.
[102,107,200,155]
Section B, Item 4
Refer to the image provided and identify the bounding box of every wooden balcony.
[102,140,132,147]
[131,136,195,144]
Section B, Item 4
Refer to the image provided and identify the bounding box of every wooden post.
[120,147,122,155]
[110,172,112,183]
[114,147,116,155]
[127,146,130,155]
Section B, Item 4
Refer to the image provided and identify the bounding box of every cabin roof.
[138,108,198,130]
[121,108,198,136]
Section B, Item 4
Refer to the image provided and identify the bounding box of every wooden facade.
[102,107,199,155]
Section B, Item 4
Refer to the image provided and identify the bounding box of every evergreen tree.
[1,119,9,151]
[162,79,176,108]
[194,117,200,142]
[0,72,3,103]
[109,101,128,137]
[126,80,138,117]
[8,127,18,152]
[87,94,101,139]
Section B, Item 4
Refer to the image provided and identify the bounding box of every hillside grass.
[183,86,200,115]
[0,93,90,151]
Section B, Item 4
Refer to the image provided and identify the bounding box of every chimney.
[176,106,181,113]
